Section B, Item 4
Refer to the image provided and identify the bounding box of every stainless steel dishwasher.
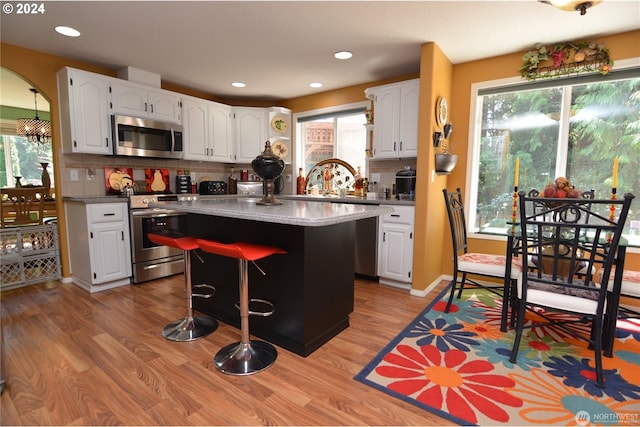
[355,216,378,277]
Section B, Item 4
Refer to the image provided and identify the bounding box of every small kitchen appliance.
[198,181,227,195]
[395,166,416,200]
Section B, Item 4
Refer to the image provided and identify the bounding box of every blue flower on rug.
[406,318,478,352]
[544,355,640,401]
[426,298,486,325]
[474,338,542,370]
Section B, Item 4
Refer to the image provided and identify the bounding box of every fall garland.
[520,41,613,81]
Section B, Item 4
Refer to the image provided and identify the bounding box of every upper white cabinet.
[111,81,181,123]
[182,96,234,162]
[57,67,113,155]
[365,79,419,159]
[234,107,266,164]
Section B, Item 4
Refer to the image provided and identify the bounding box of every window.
[296,102,368,178]
[468,67,640,246]
[0,128,54,189]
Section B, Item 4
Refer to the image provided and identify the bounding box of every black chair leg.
[444,277,457,312]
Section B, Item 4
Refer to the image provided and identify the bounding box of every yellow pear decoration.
[151,169,166,192]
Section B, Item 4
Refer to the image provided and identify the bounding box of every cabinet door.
[398,81,419,157]
[90,222,131,284]
[378,222,413,282]
[111,83,148,117]
[147,89,181,123]
[182,98,209,161]
[209,102,234,162]
[372,87,400,159]
[64,70,112,154]
[235,107,265,163]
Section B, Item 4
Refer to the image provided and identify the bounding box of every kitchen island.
[150,196,393,356]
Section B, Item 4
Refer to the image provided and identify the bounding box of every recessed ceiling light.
[309,82,324,88]
[55,26,81,37]
[231,82,246,88]
[334,51,353,60]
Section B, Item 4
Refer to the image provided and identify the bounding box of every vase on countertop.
[40,162,51,198]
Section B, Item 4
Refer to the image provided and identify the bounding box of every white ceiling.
[1,1,638,110]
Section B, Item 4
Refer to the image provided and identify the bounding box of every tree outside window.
[471,74,640,245]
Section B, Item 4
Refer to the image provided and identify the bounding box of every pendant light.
[16,88,51,144]
[539,0,601,15]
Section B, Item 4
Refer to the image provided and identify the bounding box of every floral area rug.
[354,286,640,426]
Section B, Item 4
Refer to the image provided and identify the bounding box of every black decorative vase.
[252,141,285,205]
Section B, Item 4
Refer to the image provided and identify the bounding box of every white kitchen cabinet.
[65,201,132,293]
[377,205,415,287]
[183,96,234,162]
[234,107,267,163]
[365,79,419,159]
[57,67,112,155]
[111,81,181,123]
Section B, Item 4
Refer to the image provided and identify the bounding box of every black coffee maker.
[395,166,416,200]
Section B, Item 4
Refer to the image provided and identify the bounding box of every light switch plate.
[70,169,79,181]
[371,173,381,183]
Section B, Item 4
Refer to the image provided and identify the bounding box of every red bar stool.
[147,233,218,342]
[197,239,286,375]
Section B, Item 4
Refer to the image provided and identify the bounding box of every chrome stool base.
[214,340,277,375]
[163,315,218,342]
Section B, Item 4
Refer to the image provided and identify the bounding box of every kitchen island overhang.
[149,197,393,356]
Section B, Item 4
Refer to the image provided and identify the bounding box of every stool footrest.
[234,298,275,317]
[192,284,216,299]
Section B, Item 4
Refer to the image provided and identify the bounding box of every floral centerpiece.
[520,41,613,81]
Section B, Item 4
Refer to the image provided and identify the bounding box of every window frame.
[464,57,640,253]
[293,100,369,177]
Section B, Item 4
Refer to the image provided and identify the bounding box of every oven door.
[130,209,187,263]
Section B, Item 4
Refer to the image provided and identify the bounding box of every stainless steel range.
[129,194,190,283]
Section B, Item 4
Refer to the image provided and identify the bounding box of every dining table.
[501,224,628,357]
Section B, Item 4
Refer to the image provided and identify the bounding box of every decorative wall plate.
[271,141,289,159]
[271,116,288,133]
[436,96,448,127]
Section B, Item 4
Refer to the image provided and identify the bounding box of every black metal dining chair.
[442,188,522,324]
[509,192,634,388]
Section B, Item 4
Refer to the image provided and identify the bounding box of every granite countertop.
[278,194,415,206]
[150,196,394,227]
[63,196,128,204]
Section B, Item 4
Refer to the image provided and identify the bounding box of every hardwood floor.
[0,275,454,426]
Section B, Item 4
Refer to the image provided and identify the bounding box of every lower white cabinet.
[65,201,132,292]
[378,205,414,287]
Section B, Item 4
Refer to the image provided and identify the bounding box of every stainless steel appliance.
[395,166,416,200]
[198,181,227,195]
[237,181,264,196]
[112,115,183,159]
[129,194,188,283]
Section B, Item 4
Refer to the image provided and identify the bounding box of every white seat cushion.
[458,253,522,279]
[597,267,640,298]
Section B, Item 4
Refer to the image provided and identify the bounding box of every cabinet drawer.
[381,206,415,225]
[88,203,126,223]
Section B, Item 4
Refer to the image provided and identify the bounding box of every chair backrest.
[517,191,634,310]
[0,187,46,227]
[443,188,469,257]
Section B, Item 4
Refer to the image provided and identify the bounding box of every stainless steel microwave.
[112,115,183,159]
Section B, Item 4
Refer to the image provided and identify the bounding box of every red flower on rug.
[375,343,523,424]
